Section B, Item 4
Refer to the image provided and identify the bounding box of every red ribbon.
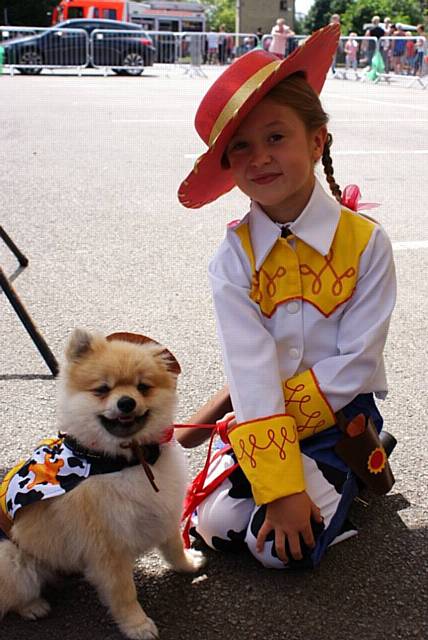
[341,184,379,212]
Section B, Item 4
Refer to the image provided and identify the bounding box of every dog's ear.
[66,328,94,362]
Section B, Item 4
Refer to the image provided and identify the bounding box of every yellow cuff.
[228,414,305,504]
[283,369,336,440]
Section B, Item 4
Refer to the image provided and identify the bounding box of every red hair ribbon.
[341,184,379,212]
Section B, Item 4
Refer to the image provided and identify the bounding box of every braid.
[322,133,342,204]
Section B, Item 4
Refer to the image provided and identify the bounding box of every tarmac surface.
[0,63,427,639]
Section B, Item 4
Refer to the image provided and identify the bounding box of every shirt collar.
[247,178,341,270]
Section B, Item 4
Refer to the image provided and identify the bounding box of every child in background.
[345,32,359,76]
[177,25,396,569]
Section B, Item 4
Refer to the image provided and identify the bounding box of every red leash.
[172,419,238,548]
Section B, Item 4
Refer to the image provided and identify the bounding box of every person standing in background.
[391,24,406,74]
[218,25,227,65]
[414,25,426,77]
[380,17,393,72]
[404,32,416,75]
[206,30,219,64]
[345,32,359,77]
[268,18,288,59]
[365,16,385,67]
[329,14,341,73]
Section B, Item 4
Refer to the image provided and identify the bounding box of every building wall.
[236,0,295,35]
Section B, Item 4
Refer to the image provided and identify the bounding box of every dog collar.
[63,434,161,470]
[66,427,175,492]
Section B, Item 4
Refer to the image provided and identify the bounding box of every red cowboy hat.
[178,24,340,209]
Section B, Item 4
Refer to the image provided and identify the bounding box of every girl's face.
[225,98,327,222]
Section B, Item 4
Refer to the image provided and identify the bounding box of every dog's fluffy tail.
[0,538,50,619]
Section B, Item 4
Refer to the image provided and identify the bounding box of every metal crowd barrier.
[1,25,426,88]
[331,35,427,88]
[378,36,427,88]
[176,32,260,67]
[148,31,179,64]
[1,26,89,75]
[90,28,155,74]
[0,25,157,76]
[332,36,377,80]
[0,26,38,41]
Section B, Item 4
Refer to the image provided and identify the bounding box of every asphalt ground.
[0,63,427,640]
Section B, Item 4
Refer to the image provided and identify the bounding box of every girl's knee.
[245,505,287,569]
[194,487,254,552]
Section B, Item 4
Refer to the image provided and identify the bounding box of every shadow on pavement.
[0,490,425,640]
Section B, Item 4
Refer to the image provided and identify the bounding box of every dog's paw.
[121,616,159,640]
[175,548,206,573]
[17,598,51,620]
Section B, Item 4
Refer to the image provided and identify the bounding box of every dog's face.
[57,329,179,455]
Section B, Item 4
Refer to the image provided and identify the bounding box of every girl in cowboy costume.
[177,24,397,569]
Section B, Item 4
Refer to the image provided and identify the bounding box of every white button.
[289,348,300,359]
[286,301,300,314]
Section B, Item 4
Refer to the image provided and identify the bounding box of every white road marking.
[113,119,428,124]
[325,93,428,112]
[335,149,428,155]
[115,119,428,125]
[184,150,428,159]
[333,119,428,123]
[113,119,190,123]
[392,241,428,251]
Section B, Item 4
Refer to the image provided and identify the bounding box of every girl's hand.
[256,491,323,563]
[217,412,236,431]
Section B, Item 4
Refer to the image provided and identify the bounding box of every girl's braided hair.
[322,133,342,203]
[264,72,343,204]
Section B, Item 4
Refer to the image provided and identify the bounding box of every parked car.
[1,18,155,75]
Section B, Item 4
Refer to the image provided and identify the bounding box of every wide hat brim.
[178,24,340,209]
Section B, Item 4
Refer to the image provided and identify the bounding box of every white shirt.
[208,179,396,424]
[269,26,288,55]
[207,32,219,49]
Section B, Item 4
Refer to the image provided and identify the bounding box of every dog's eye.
[93,384,110,396]
[137,382,151,394]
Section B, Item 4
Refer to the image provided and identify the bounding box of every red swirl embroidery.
[299,248,355,296]
[235,423,297,468]
[284,380,327,435]
[251,266,286,303]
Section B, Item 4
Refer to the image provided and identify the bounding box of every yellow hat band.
[208,59,282,147]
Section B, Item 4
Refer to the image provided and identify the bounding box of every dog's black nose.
[117,396,137,414]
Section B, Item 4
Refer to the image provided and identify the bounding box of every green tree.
[201,0,235,31]
[341,0,422,34]
[304,0,423,34]
[303,0,331,32]
[304,0,348,32]
[0,0,58,26]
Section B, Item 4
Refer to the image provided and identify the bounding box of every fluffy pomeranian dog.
[0,329,204,639]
